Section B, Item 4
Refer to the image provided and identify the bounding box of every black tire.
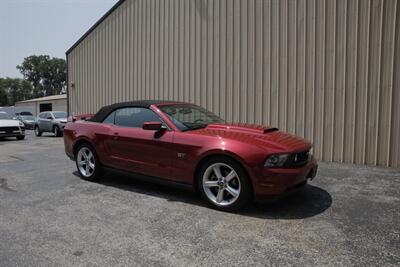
[16,135,25,140]
[54,126,63,137]
[34,126,42,136]
[75,143,103,181]
[197,156,252,212]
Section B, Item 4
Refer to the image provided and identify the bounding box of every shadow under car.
[73,170,332,219]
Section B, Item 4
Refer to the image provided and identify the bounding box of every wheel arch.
[73,137,96,157]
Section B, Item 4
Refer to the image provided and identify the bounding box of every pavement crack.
[9,155,24,161]
[0,178,16,192]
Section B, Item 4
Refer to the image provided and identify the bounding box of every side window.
[114,107,162,128]
[102,111,115,124]
[39,113,47,119]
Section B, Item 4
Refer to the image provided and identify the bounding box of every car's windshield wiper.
[182,124,208,132]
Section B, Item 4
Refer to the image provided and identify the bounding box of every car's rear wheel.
[198,157,252,211]
[75,143,102,181]
[34,126,42,136]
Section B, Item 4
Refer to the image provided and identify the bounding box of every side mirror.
[142,121,164,131]
[47,117,53,120]
[67,115,76,122]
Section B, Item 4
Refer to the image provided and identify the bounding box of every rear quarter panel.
[63,121,111,163]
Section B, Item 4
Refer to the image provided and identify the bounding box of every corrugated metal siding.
[67,0,400,168]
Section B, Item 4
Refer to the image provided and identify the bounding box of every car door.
[37,113,44,129]
[104,107,177,180]
[42,112,53,131]
[38,112,49,131]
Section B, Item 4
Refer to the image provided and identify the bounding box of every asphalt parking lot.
[0,132,399,266]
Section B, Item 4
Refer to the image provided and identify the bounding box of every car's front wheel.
[54,126,63,137]
[75,143,102,181]
[198,157,252,211]
[34,126,42,136]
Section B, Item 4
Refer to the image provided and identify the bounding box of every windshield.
[159,104,224,131]
[0,112,13,120]
[21,115,34,120]
[53,112,67,119]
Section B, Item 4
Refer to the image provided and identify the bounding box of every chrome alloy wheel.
[77,147,95,178]
[35,127,39,135]
[202,163,241,206]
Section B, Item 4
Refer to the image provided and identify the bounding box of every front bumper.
[59,123,66,131]
[0,126,25,138]
[253,156,318,199]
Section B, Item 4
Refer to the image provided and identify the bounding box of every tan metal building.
[15,95,67,117]
[66,0,400,168]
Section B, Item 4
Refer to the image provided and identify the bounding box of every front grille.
[0,127,20,134]
[287,150,310,167]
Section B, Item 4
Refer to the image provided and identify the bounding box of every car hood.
[0,119,20,127]
[190,123,312,152]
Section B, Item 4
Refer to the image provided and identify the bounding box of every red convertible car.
[64,100,317,211]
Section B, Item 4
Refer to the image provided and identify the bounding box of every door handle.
[113,132,119,140]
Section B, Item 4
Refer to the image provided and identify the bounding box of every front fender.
[196,149,249,171]
[193,147,261,193]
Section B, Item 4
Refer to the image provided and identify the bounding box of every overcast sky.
[0,0,118,78]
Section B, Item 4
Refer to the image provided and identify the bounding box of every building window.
[39,103,52,112]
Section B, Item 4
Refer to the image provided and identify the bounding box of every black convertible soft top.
[89,100,186,122]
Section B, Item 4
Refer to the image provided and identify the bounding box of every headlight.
[264,154,290,167]
[19,121,24,127]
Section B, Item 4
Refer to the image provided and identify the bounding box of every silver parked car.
[34,111,67,137]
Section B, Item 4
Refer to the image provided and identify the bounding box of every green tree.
[0,87,8,106]
[17,55,66,97]
[0,78,33,106]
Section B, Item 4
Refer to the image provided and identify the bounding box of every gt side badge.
[177,153,185,158]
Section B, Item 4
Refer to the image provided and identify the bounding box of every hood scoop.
[206,123,279,135]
